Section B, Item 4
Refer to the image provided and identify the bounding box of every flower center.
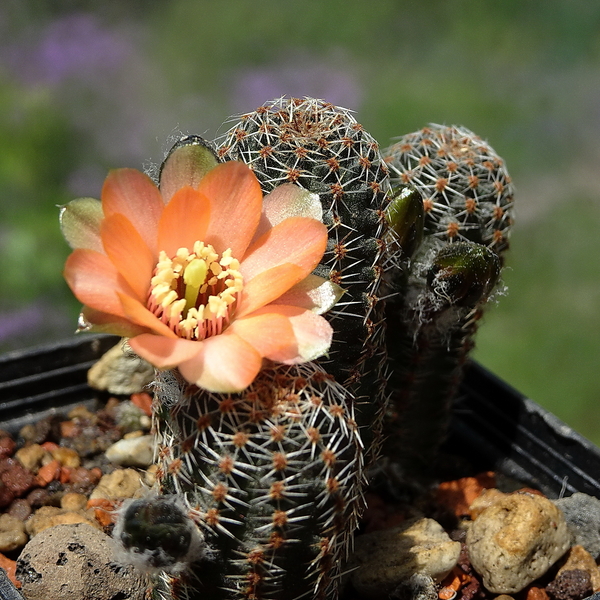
[147,241,243,341]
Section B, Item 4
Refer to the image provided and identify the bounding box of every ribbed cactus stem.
[382,124,514,477]
[217,97,394,464]
[139,362,365,600]
[384,242,501,474]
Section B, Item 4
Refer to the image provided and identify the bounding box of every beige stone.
[15,444,50,472]
[0,513,28,552]
[60,492,88,512]
[105,435,155,468]
[87,341,154,395]
[25,505,100,537]
[89,468,144,500]
[349,517,461,598]
[469,488,508,519]
[51,446,81,468]
[467,492,571,593]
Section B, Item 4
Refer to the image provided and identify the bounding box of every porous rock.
[466,492,571,593]
[546,570,592,600]
[348,517,461,598]
[555,492,600,559]
[87,341,154,395]
[556,545,600,592]
[16,523,146,600]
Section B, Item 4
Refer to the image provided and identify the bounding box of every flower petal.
[228,311,297,362]
[117,292,178,338]
[274,274,345,315]
[237,263,305,318]
[64,249,134,318]
[60,198,104,252]
[254,184,322,239]
[101,214,155,303]
[157,186,211,257]
[178,332,262,393]
[77,306,149,337]
[102,169,163,254]
[128,334,201,369]
[263,305,333,363]
[240,217,327,282]
[159,137,219,204]
[199,162,263,257]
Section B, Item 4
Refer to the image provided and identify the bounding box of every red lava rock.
[0,483,15,508]
[59,420,80,438]
[63,466,103,495]
[7,498,32,521]
[95,408,117,432]
[130,392,153,417]
[526,586,551,600]
[25,487,52,509]
[87,497,118,527]
[0,459,35,496]
[0,436,16,459]
[435,472,496,517]
[439,566,472,600]
[35,459,61,487]
[0,552,20,588]
[546,570,592,600]
[41,441,59,452]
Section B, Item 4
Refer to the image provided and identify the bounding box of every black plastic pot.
[1,335,599,599]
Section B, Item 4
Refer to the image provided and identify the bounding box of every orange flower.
[61,141,342,392]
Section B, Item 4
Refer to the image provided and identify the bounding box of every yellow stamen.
[147,241,244,341]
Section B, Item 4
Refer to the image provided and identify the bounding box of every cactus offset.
[384,123,514,257]
[140,362,364,600]
[383,241,501,472]
[382,125,514,476]
[217,97,393,460]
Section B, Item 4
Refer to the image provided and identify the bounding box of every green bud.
[159,135,220,203]
[427,241,501,307]
[385,186,425,258]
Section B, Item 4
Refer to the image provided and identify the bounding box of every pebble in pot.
[466,491,572,593]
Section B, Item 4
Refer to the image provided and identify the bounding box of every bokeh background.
[2,1,600,442]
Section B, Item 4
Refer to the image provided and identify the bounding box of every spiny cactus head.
[385,124,514,258]
[217,97,392,429]
[427,241,501,308]
[114,495,207,575]
[385,186,425,260]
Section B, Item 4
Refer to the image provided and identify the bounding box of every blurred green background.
[1,1,600,442]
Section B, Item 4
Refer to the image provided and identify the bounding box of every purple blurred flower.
[229,55,364,113]
[5,13,131,86]
[0,304,44,341]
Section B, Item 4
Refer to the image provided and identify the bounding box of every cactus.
[110,115,391,600]
[384,123,514,258]
[383,241,501,472]
[382,124,514,476]
[131,361,365,600]
[216,97,394,460]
